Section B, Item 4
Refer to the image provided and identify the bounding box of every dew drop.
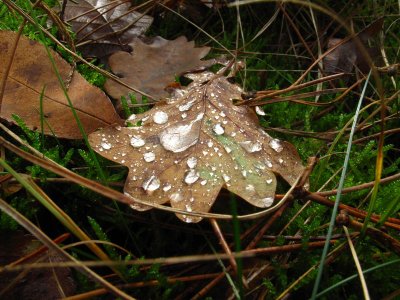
[185,204,192,212]
[181,113,187,119]
[261,197,274,207]
[127,114,136,121]
[143,152,155,162]
[269,138,283,152]
[245,184,255,193]
[255,106,266,116]
[224,146,232,154]
[207,141,213,148]
[187,157,198,169]
[159,120,200,153]
[142,175,160,192]
[240,141,262,153]
[163,183,172,192]
[101,142,112,150]
[170,193,183,202]
[200,179,208,185]
[153,111,168,124]
[130,136,145,148]
[266,178,273,184]
[265,159,273,168]
[184,169,200,185]
[279,158,284,164]
[179,100,195,112]
[222,174,231,182]
[213,123,224,135]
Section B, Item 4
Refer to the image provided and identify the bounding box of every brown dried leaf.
[323,18,384,75]
[89,71,305,222]
[0,31,123,139]
[63,0,153,58]
[104,36,211,101]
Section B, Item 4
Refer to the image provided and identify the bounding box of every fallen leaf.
[63,0,153,59]
[0,231,76,299]
[104,36,211,102]
[0,31,123,139]
[89,71,305,222]
[323,18,384,75]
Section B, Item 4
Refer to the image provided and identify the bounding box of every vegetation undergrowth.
[0,0,399,299]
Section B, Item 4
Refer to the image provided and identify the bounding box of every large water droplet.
[143,152,155,162]
[213,123,224,135]
[261,197,274,207]
[255,106,266,116]
[100,142,112,150]
[159,120,200,153]
[269,138,283,152]
[184,169,200,185]
[239,141,262,153]
[187,157,198,169]
[130,136,145,148]
[142,175,160,192]
[153,111,168,124]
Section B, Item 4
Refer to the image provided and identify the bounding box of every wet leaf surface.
[63,0,153,58]
[89,71,305,222]
[104,36,211,101]
[0,31,123,139]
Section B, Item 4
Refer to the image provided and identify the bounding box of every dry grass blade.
[343,226,370,300]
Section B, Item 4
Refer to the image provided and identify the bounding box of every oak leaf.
[104,36,211,102]
[0,31,122,139]
[89,71,305,222]
[62,0,153,59]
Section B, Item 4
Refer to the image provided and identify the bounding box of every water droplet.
[245,184,255,193]
[181,113,187,119]
[159,119,200,153]
[185,204,192,212]
[266,178,273,184]
[200,179,207,185]
[240,141,262,153]
[130,136,145,148]
[100,142,112,150]
[127,114,136,121]
[163,183,172,192]
[222,174,231,182]
[265,159,273,168]
[184,169,200,185]
[179,100,195,111]
[242,170,247,177]
[153,111,168,124]
[269,139,283,152]
[187,157,198,169]
[143,152,155,162]
[207,141,213,148]
[213,124,224,135]
[261,197,274,207]
[170,193,183,202]
[142,175,160,192]
[224,146,232,153]
[255,106,266,116]
[219,111,226,117]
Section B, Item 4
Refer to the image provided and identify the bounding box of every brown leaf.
[0,31,123,139]
[323,18,384,75]
[63,0,153,59]
[89,71,305,222]
[104,36,211,102]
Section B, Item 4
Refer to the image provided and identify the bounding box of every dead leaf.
[63,0,153,59]
[104,36,211,102]
[0,31,123,139]
[323,18,384,75]
[89,71,305,222]
[0,231,76,299]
